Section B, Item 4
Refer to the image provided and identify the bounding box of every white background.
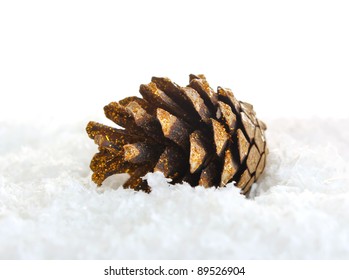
[1,0,349,124]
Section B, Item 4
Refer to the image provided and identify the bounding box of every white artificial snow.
[0,118,349,259]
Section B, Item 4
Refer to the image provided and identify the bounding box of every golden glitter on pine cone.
[86,74,267,195]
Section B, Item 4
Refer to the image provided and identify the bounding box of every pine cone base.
[86,74,267,195]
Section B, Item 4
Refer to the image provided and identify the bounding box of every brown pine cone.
[86,74,267,195]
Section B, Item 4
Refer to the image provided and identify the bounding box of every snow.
[1,118,349,259]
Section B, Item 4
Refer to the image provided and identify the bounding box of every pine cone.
[86,74,267,195]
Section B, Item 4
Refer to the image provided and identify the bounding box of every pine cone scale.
[220,149,238,187]
[154,146,186,179]
[140,82,194,127]
[180,86,211,124]
[189,130,209,174]
[211,118,229,157]
[123,101,165,142]
[254,126,265,153]
[217,101,237,132]
[152,77,215,128]
[199,161,218,188]
[189,74,218,109]
[86,121,145,147]
[237,129,250,163]
[246,144,260,174]
[237,169,251,189]
[151,77,192,114]
[217,87,241,114]
[241,112,256,141]
[123,142,160,164]
[103,102,132,129]
[156,108,190,149]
